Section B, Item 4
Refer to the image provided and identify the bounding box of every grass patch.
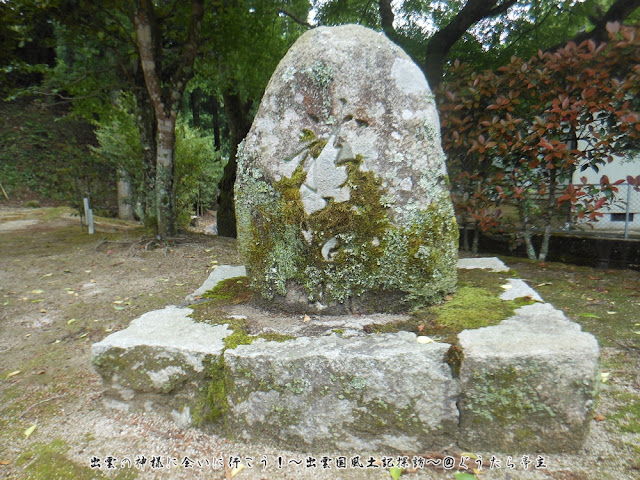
[502,256,640,348]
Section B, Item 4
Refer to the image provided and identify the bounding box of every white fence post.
[83,197,95,235]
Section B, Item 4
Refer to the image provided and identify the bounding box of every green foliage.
[92,98,224,226]
[174,120,225,226]
[0,99,115,210]
[91,93,142,178]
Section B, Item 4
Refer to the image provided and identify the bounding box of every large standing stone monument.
[235,24,458,313]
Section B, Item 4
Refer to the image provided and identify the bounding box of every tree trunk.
[133,0,204,237]
[539,170,558,262]
[210,95,222,151]
[217,91,252,238]
[379,0,397,42]
[520,209,538,260]
[191,88,202,128]
[117,170,134,220]
[472,224,480,255]
[133,70,157,227]
[422,0,517,89]
[155,117,177,236]
[462,222,470,251]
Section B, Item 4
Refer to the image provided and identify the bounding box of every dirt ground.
[1,206,639,480]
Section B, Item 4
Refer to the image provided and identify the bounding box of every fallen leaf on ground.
[230,464,245,477]
[0,460,10,465]
[30,289,44,294]
[24,424,36,439]
[302,314,310,323]
[389,466,402,480]
[579,313,600,318]
[417,336,434,344]
[5,370,21,380]
[594,414,606,422]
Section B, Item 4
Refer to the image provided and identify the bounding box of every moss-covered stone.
[236,137,458,314]
[235,24,458,314]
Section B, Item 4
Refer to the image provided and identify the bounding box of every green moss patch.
[366,267,535,343]
[16,440,136,480]
[609,392,640,434]
[463,364,556,424]
[202,276,253,305]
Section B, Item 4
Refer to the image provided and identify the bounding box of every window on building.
[611,213,634,222]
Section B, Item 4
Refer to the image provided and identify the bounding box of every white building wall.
[571,151,640,232]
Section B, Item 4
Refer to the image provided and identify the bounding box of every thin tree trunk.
[539,170,557,262]
[462,222,470,251]
[522,217,537,261]
[472,224,480,254]
[155,117,177,236]
[210,95,222,151]
[133,71,157,227]
[117,170,134,220]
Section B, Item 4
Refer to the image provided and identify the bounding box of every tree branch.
[423,0,518,89]
[279,9,312,28]
[549,0,640,50]
[379,0,395,38]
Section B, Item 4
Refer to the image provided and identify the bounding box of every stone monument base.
[91,258,599,453]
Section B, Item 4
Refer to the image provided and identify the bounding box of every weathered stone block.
[91,306,231,424]
[235,24,457,313]
[224,332,460,453]
[457,302,599,452]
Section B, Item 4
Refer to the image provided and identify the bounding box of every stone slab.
[500,278,543,302]
[224,332,459,453]
[91,306,231,423]
[457,302,599,452]
[457,257,510,272]
[186,265,246,302]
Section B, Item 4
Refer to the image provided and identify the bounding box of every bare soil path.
[1,206,639,480]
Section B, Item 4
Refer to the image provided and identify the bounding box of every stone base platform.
[91,258,599,453]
